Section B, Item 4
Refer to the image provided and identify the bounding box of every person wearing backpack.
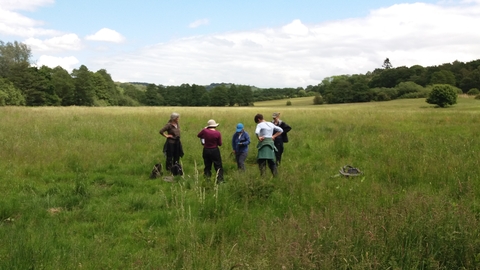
[231,123,250,171]
[159,112,184,175]
[197,119,224,183]
[254,114,283,177]
[271,112,292,166]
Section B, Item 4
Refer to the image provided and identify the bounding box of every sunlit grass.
[254,96,315,107]
[1,98,480,269]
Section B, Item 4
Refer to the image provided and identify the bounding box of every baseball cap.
[236,123,244,132]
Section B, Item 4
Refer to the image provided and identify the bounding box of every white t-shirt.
[255,121,283,138]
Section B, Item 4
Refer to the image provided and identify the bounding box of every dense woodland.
[1,40,480,107]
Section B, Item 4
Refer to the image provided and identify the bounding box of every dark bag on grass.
[171,162,183,176]
[150,163,163,179]
[339,165,362,177]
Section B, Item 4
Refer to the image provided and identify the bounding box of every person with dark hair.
[197,119,224,183]
[231,123,250,171]
[159,112,184,174]
[271,112,292,166]
[254,113,283,176]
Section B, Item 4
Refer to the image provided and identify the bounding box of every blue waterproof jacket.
[232,131,250,153]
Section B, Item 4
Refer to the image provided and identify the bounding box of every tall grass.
[1,98,480,269]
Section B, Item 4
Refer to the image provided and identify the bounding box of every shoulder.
[281,121,291,128]
[160,123,171,130]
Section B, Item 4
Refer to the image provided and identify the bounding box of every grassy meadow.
[1,97,480,269]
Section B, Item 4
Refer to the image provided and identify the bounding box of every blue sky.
[1,0,480,88]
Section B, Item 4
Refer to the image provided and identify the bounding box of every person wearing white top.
[254,114,283,176]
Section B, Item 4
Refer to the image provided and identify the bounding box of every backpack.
[339,165,362,177]
[149,163,163,179]
[171,162,184,176]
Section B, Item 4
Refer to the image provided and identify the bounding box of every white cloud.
[95,1,480,87]
[3,0,480,88]
[85,28,125,43]
[0,0,54,11]
[189,19,209,28]
[24,34,82,52]
[35,55,79,72]
[281,19,309,36]
[0,7,60,37]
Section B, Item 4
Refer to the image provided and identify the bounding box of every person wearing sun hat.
[271,112,292,166]
[231,123,250,171]
[197,119,224,183]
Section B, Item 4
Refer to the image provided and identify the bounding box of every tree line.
[0,40,255,107]
[307,58,480,104]
[1,40,480,107]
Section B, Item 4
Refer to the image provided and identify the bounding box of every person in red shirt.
[197,119,224,183]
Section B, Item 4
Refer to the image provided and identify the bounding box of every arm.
[255,123,262,141]
[281,122,291,133]
[218,132,222,147]
[159,124,173,138]
[243,132,251,146]
[272,125,283,140]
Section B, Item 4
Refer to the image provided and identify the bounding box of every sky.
[1,0,480,88]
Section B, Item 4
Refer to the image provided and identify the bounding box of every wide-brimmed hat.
[236,123,244,132]
[206,119,219,128]
[272,112,280,118]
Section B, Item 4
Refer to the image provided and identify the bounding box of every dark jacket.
[272,120,291,143]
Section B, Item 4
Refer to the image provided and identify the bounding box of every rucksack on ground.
[339,165,362,177]
[171,162,183,176]
[149,163,163,179]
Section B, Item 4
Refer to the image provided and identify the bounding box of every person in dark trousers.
[271,112,292,166]
[254,114,283,177]
[231,123,250,171]
[197,119,224,183]
[159,112,184,174]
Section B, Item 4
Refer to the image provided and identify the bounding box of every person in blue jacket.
[231,123,250,171]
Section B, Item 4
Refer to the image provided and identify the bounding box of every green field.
[1,97,480,269]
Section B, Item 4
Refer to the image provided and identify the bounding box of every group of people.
[159,112,292,183]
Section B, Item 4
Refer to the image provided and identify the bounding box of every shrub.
[117,95,141,106]
[425,84,462,95]
[313,93,324,105]
[400,90,429,99]
[0,79,26,106]
[467,88,480,96]
[396,81,424,98]
[475,94,480,100]
[0,90,6,106]
[370,87,397,101]
[286,100,292,106]
[426,84,457,108]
